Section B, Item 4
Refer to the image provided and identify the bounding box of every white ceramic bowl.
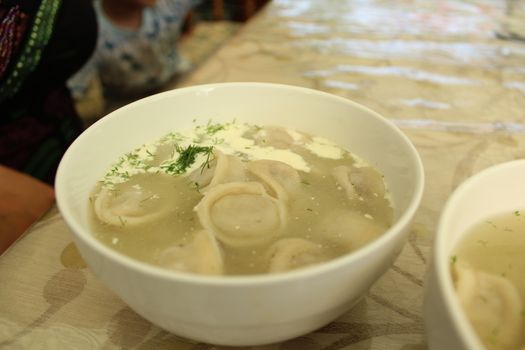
[424,159,525,350]
[56,83,424,346]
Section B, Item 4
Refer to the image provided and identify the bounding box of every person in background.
[0,0,98,253]
[68,0,199,106]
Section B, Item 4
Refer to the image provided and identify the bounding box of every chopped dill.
[450,255,457,264]
[191,181,201,192]
[306,208,313,212]
[126,152,138,161]
[206,121,225,135]
[161,144,214,175]
[198,149,214,174]
[301,180,310,185]
[161,131,184,143]
[212,137,225,145]
[514,210,521,216]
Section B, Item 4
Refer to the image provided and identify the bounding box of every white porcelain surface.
[424,159,525,350]
[55,83,424,346]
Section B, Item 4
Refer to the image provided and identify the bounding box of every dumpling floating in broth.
[266,238,327,273]
[318,210,388,251]
[252,126,299,149]
[196,181,287,247]
[453,264,524,349]
[247,159,301,201]
[188,150,247,191]
[89,121,393,276]
[93,174,172,227]
[332,165,386,201]
[451,210,525,350]
[157,230,223,275]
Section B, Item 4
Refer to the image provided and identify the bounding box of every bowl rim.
[433,159,525,349]
[56,82,425,286]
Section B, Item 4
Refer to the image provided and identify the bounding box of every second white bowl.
[424,159,525,350]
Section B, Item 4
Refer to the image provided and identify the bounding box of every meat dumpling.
[453,264,525,349]
[188,150,247,190]
[93,184,169,227]
[266,238,326,273]
[253,126,297,149]
[157,230,223,275]
[332,165,386,201]
[318,210,387,250]
[247,159,301,201]
[196,182,287,247]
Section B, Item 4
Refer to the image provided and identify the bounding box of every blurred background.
[75,0,271,125]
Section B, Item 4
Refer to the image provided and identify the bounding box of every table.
[2,0,525,349]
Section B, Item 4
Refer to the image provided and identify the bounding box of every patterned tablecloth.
[2,0,525,349]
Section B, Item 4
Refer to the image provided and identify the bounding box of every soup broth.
[452,211,525,350]
[90,121,393,275]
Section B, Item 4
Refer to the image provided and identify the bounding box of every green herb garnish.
[191,181,201,191]
[212,137,225,145]
[206,121,225,135]
[161,131,184,143]
[161,144,214,175]
[451,255,457,264]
